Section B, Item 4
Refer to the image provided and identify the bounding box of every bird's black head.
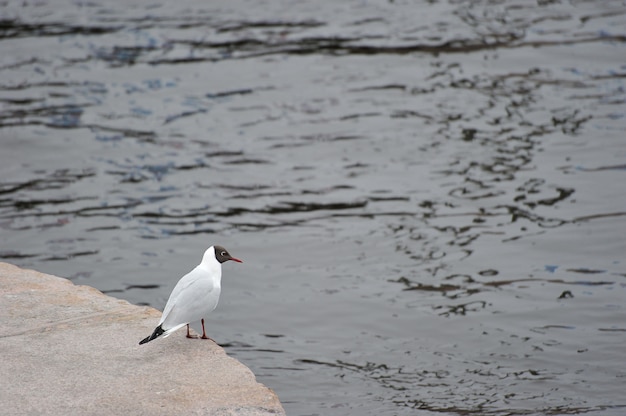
[213,245,243,264]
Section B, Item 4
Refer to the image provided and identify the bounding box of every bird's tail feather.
[139,325,165,345]
[139,323,187,345]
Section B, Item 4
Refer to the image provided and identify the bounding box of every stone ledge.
[0,262,285,416]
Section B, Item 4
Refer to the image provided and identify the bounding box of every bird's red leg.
[201,319,208,339]
[200,319,215,341]
[186,324,198,339]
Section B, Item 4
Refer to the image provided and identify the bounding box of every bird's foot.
[186,333,200,339]
[200,335,216,342]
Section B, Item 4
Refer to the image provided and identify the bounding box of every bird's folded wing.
[160,270,220,329]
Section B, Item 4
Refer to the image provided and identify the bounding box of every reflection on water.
[1,0,626,414]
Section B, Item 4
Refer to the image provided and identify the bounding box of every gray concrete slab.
[0,262,285,416]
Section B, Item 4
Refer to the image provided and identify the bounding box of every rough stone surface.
[0,262,285,416]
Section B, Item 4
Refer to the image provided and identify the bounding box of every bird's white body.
[158,246,223,338]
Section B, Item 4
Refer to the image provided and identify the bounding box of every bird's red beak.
[230,257,243,263]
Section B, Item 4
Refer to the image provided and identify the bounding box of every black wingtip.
[139,325,165,345]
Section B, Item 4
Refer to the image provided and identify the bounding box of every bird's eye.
[221,251,227,256]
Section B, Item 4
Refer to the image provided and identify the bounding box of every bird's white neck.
[200,246,222,285]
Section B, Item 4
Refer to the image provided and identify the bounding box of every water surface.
[1,1,625,415]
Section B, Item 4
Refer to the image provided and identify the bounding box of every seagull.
[139,245,242,345]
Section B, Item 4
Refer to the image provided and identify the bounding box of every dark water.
[2,0,626,414]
